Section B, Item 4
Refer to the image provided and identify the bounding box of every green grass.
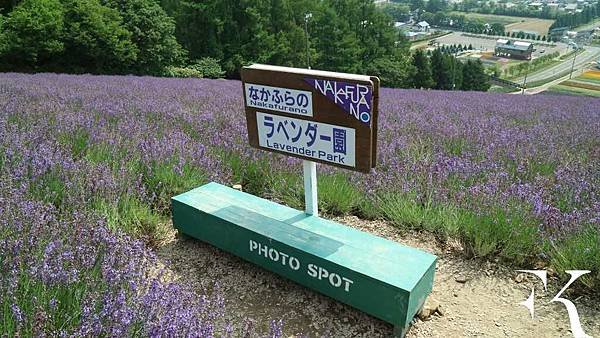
[84,142,133,170]
[92,196,167,242]
[447,11,521,26]
[58,129,90,159]
[504,158,556,181]
[1,253,104,336]
[488,85,520,93]
[317,174,362,216]
[144,159,206,215]
[546,84,600,98]
[550,226,600,291]
[376,192,464,238]
[460,204,538,264]
[29,170,66,209]
[442,137,471,157]
[270,171,367,217]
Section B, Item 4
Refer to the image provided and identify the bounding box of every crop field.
[505,18,555,36]
[449,12,555,36]
[1,73,599,335]
[548,70,600,97]
[448,12,521,26]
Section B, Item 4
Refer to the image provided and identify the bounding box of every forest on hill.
[0,0,489,89]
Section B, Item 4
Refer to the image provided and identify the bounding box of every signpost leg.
[303,160,318,216]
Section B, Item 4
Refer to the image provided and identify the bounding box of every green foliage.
[311,5,360,73]
[380,2,410,22]
[2,267,101,336]
[93,195,166,241]
[411,49,434,89]
[163,65,203,78]
[144,159,206,214]
[220,152,272,197]
[462,59,490,91]
[58,129,90,159]
[188,57,225,78]
[103,0,185,74]
[175,0,412,83]
[317,174,362,216]
[29,170,66,209]
[430,49,453,90]
[550,226,600,291]
[0,0,65,70]
[376,191,465,237]
[0,14,5,53]
[460,204,538,263]
[270,172,304,209]
[364,57,412,88]
[410,0,424,11]
[0,0,181,74]
[62,0,136,73]
[425,0,447,13]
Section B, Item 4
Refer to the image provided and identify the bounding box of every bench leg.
[393,325,407,338]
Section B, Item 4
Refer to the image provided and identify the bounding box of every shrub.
[162,58,225,79]
[163,66,203,78]
[189,57,225,79]
[550,226,600,291]
[317,174,362,215]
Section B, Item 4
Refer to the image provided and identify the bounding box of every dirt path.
[157,216,600,337]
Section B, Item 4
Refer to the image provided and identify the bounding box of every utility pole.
[304,13,312,70]
[521,65,528,95]
[569,47,578,79]
[451,54,456,90]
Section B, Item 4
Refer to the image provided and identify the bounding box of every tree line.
[0,0,490,91]
[0,0,182,75]
[452,0,600,31]
[411,48,490,91]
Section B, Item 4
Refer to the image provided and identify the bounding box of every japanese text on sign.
[245,83,313,117]
[256,112,355,167]
[305,78,373,124]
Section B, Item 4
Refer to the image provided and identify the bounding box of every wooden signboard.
[173,64,436,337]
[241,64,379,173]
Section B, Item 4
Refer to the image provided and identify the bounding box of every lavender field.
[1,73,599,335]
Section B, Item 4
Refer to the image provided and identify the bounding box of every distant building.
[394,22,408,29]
[416,21,430,32]
[564,3,578,12]
[550,26,569,40]
[495,39,533,60]
[404,31,428,41]
[511,29,538,37]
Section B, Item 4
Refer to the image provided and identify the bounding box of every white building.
[416,21,430,32]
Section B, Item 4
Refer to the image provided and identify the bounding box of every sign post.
[172,64,436,337]
[303,160,318,216]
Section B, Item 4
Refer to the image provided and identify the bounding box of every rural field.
[1,73,599,336]
[448,12,555,36]
[548,69,600,97]
[505,18,555,36]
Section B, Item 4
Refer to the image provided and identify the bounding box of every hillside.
[1,73,599,336]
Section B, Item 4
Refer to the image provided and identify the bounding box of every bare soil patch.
[157,216,600,337]
[505,18,555,36]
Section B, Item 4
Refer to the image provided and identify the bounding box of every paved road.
[515,46,600,83]
[511,68,585,95]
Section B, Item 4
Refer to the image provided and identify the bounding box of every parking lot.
[432,32,568,59]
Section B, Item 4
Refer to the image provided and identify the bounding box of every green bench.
[172,182,437,336]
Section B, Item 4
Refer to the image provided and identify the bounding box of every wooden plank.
[172,183,437,333]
